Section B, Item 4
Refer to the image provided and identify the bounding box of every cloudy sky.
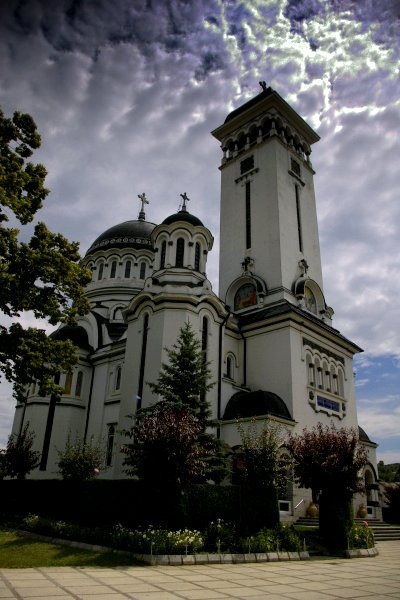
[0,0,399,463]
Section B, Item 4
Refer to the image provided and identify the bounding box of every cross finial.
[259,80,267,91]
[180,192,190,211]
[138,192,149,220]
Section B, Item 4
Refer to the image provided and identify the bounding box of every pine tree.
[147,321,215,429]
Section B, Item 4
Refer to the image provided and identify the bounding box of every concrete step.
[295,517,400,541]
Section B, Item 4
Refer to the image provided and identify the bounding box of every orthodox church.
[11,86,381,519]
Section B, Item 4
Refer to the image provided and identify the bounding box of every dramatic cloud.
[0,0,399,460]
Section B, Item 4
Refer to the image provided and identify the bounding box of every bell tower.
[212,85,329,318]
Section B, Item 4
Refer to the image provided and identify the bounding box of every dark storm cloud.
[0,0,399,456]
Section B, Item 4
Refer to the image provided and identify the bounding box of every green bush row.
[20,514,302,554]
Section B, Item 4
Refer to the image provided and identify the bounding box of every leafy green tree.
[234,419,286,530]
[147,321,214,429]
[0,108,91,401]
[378,461,400,483]
[57,435,104,481]
[237,419,287,487]
[286,423,369,551]
[122,405,213,485]
[4,423,40,479]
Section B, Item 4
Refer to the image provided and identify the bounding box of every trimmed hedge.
[0,480,279,535]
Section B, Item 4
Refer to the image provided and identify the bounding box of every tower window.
[98,263,104,280]
[160,241,166,268]
[110,260,117,278]
[245,181,251,249]
[176,238,184,267]
[75,371,83,397]
[240,155,254,174]
[295,185,303,252]
[124,260,131,278]
[139,261,146,279]
[64,373,73,395]
[115,366,122,391]
[195,243,201,271]
[291,157,301,177]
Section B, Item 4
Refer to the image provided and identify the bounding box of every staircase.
[295,517,400,541]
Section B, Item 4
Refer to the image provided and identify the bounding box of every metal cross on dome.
[138,192,149,211]
[180,192,190,211]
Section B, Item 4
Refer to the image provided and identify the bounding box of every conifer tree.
[147,321,215,429]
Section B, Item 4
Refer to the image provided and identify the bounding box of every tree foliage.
[237,419,288,488]
[286,423,368,502]
[3,423,40,479]
[122,405,214,485]
[0,108,91,400]
[57,435,104,481]
[286,423,369,550]
[147,321,215,429]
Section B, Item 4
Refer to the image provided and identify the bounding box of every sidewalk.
[0,540,399,599]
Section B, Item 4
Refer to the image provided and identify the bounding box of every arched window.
[195,242,201,271]
[110,260,117,278]
[201,316,208,359]
[64,372,72,395]
[307,356,315,386]
[75,371,83,397]
[176,238,185,267]
[226,354,235,380]
[160,241,166,269]
[226,356,232,379]
[106,424,116,466]
[115,366,122,391]
[98,262,104,281]
[139,261,146,279]
[124,260,131,278]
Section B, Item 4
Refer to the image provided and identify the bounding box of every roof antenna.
[138,192,149,220]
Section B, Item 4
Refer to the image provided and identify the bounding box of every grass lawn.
[0,530,140,568]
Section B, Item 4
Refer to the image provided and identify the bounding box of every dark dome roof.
[51,325,92,350]
[224,87,274,124]
[223,389,293,421]
[85,220,156,256]
[358,426,372,443]
[162,210,204,227]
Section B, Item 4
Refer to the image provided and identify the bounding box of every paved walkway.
[0,541,399,599]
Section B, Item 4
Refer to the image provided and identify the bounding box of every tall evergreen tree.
[147,321,215,429]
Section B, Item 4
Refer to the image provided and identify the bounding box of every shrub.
[348,523,374,549]
[204,518,238,552]
[112,525,204,554]
[242,525,302,553]
[57,435,104,481]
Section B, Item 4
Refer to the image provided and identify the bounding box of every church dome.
[223,389,293,421]
[162,209,204,227]
[51,325,92,351]
[85,220,156,256]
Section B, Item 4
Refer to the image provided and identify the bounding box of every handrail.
[294,498,305,510]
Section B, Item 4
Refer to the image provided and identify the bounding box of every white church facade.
[11,86,381,519]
